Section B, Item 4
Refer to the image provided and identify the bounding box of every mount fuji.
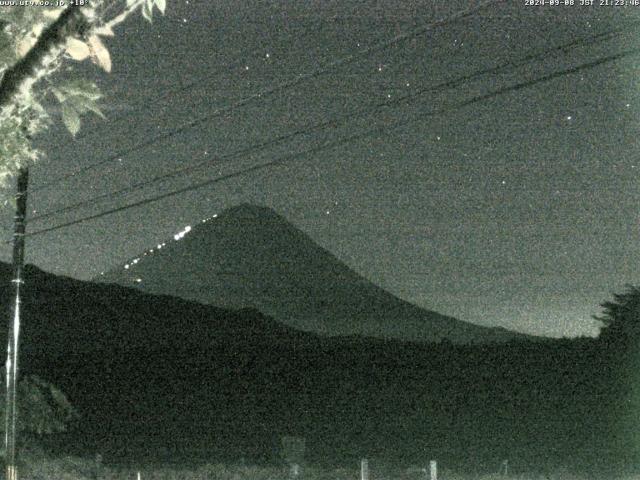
[98,204,525,343]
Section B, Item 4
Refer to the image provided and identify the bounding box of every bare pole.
[4,167,29,480]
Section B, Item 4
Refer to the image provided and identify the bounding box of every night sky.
[1,0,638,338]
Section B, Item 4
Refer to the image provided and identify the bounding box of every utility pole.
[4,167,29,480]
[0,12,87,476]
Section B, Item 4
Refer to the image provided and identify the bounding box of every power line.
[44,13,636,151]
[43,0,521,150]
[30,25,634,224]
[23,46,639,240]
[44,24,326,144]
[30,43,638,227]
[30,0,504,194]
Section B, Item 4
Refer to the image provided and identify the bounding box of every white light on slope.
[173,225,192,241]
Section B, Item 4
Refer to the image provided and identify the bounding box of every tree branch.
[0,4,91,110]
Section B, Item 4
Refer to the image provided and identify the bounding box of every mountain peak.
[213,203,293,229]
[99,204,526,343]
[224,203,278,216]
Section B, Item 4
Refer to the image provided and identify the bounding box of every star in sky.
[13,0,639,339]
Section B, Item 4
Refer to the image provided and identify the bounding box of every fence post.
[501,460,508,476]
[280,435,305,478]
[361,458,369,480]
[93,453,102,480]
[429,460,437,480]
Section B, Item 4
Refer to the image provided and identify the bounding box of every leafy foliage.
[131,0,167,22]
[0,0,168,187]
[0,374,78,437]
[596,285,640,348]
[0,109,42,186]
[0,4,63,70]
[52,79,105,137]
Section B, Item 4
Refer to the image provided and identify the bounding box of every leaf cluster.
[0,108,41,187]
[52,79,104,137]
[0,374,78,437]
[0,0,168,189]
[596,285,640,347]
[0,4,65,71]
[133,0,167,22]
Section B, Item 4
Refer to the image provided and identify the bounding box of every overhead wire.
[43,13,636,149]
[44,18,329,145]
[22,46,640,240]
[29,0,504,193]
[29,24,636,224]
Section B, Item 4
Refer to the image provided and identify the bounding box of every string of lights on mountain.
[1,0,639,339]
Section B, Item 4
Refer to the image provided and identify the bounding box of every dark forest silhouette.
[0,263,639,474]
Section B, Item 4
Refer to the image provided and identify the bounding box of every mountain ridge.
[98,203,529,343]
[0,262,607,469]
[0,262,318,357]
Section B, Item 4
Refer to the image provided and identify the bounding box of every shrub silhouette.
[596,285,640,350]
[0,374,78,438]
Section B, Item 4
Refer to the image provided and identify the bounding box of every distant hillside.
[0,262,324,458]
[0,262,315,357]
[99,204,525,343]
[0,263,621,471]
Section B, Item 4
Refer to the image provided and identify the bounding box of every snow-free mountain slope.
[99,204,525,343]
